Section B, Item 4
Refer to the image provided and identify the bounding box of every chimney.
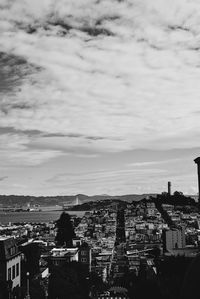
[168,181,171,196]
[194,157,200,208]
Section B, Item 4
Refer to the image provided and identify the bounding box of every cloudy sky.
[0,0,200,196]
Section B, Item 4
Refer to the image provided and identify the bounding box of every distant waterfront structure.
[63,196,82,210]
[194,157,200,207]
[73,196,82,206]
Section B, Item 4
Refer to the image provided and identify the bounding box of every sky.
[0,0,200,196]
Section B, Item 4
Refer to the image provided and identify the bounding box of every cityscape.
[0,157,200,298]
[1,1,200,299]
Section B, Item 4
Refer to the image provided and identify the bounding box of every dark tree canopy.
[20,243,41,277]
[180,254,200,299]
[154,192,196,206]
[48,261,89,299]
[0,281,8,299]
[55,212,75,247]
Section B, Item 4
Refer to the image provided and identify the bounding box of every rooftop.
[51,247,79,257]
[0,236,20,260]
[0,236,11,241]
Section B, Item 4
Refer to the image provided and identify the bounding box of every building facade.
[78,243,92,272]
[0,236,21,289]
[163,228,186,252]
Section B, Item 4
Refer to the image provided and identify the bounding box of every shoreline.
[0,210,87,225]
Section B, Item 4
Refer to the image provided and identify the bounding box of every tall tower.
[168,181,171,196]
[194,157,200,208]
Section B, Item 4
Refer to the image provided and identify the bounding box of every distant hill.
[0,193,157,207]
[66,193,198,212]
[65,198,128,211]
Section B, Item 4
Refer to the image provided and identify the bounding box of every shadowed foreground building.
[0,236,21,290]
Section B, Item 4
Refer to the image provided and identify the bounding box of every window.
[10,246,16,256]
[8,268,11,280]
[81,258,87,263]
[81,250,87,256]
[12,265,15,280]
[16,263,19,277]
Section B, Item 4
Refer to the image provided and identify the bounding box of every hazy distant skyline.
[0,0,200,196]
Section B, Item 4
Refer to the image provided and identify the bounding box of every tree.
[48,262,89,299]
[55,212,75,247]
[180,254,200,299]
[173,191,183,197]
[129,279,163,299]
[20,243,41,277]
[88,272,105,295]
[30,277,45,299]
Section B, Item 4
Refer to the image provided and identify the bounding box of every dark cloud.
[168,25,191,32]
[19,129,43,136]
[86,136,107,140]
[0,126,42,137]
[45,21,113,37]
[43,132,111,140]
[0,103,35,115]
[6,3,116,38]
[81,26,113,37]
[95,15,120,26]
[0,176,8,181]
[0,52,42,95]
[0,127,115,144]
[43,132,68,138]
[0,128,113,141]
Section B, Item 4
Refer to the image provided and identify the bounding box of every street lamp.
[25,272,30,299]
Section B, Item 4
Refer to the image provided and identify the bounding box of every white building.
[163,228,186,251]
[48,247,79,268]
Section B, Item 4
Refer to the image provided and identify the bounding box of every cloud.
[0,133,63,166]
[0,0,200,155]
[45,166,167,195]
[0,52,41,99]
[0,1,200,195]
[128,158,185,168]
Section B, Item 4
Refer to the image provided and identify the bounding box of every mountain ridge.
[0,193,158,207]
[0,193,197,207]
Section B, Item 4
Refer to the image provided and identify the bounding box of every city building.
[46,244,92,273]
[78,242,92,272]
[0,236,21,288]
[95,286,129,299]
[47,247,79,272]
[163,227,186,252]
